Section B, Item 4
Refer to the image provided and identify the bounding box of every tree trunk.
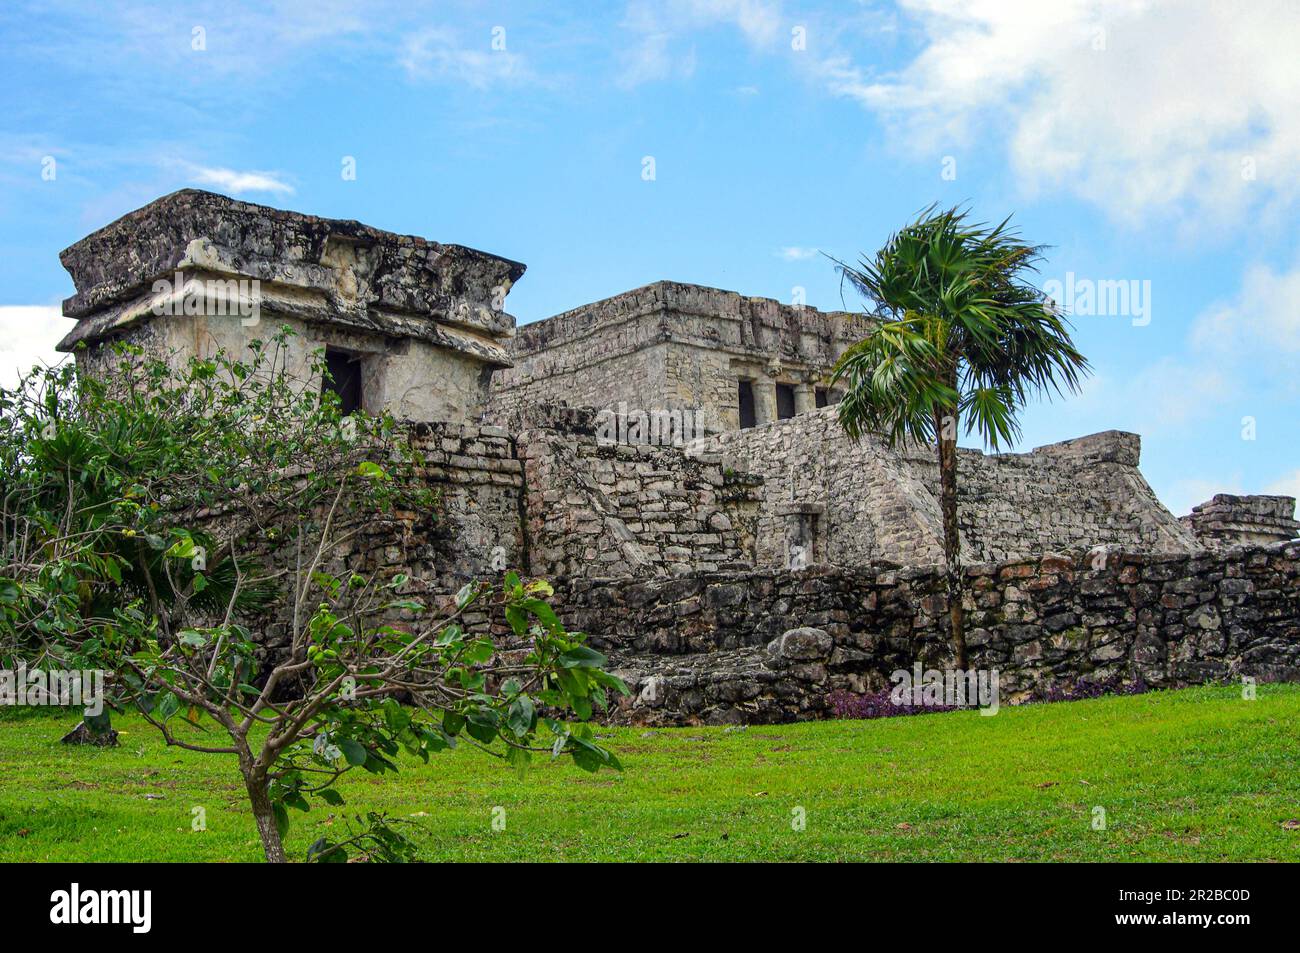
[242,764,286,863]
[935,408,967,670]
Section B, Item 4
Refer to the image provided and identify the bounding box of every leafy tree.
[0,331,626,862]
[831,206,1089,667]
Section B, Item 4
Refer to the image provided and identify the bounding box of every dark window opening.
[324,348,364,415]
[738,380,756,429]
[776,383,796,420]
[815,387,829,409]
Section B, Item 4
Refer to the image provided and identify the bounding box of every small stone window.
[323,348,364,415]
[815,387,829,408]
[738,380,756,429]
[775,383,796,420]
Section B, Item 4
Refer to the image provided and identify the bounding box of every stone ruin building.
[59,188,523,424]
[489,280,869,431]
[56,191,1300,724]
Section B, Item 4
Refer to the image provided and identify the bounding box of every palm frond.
[832,205,1091,451]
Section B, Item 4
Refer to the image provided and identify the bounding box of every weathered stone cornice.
[510,279,874,358]
[58,189,524,360]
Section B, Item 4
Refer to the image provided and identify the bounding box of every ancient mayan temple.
[56,192,1300,724]
[59,189,523,423]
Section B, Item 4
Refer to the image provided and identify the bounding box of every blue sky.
[1,0,1297,516]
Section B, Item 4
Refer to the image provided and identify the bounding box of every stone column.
[793,382,815,415]
[754,374,777,425]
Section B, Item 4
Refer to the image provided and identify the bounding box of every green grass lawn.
[1,683,1298,862]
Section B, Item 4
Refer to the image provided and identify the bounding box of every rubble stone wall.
[515,407,761,579]
[196,420,523,668]
[548,543,1300,725]
[707,408,947,567]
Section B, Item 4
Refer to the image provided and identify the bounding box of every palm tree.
[830,206,1089,669]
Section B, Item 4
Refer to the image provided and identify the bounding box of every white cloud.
[400,28,531,89]
[1052,358,1235,437]
[1265,470,1300,500]
[1041,251,1300,436]
[188,165,294,196]
[1124,359,1234,431]
[619,0,783,87]
[1191,258,1300,359]
[0,306,70,390]
[619,31,696,87]
[776,246,819,261]
[821,0,1300,228]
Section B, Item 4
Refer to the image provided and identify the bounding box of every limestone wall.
[901,429,1196,561]
[706,407,947,567]
[515,407,760,579]
[547,543,1300,725]
[76,309,499,424]
[705,407,1196,568]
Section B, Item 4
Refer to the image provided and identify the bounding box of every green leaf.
[164,537,196,560]
[461,639,495,665]
[506,745,531,778]
[317,788,345,806]
[155,691,181,722]
[273,802,290,839]
[506,695,535,738]
[338,738,368,766]
[558,645,607,669]
[465,711,499,745]
[454,582,479,611]
[504,605,528,636]
[519,598,559,629]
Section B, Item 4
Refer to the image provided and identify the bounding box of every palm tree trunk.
[934,407,967,669]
